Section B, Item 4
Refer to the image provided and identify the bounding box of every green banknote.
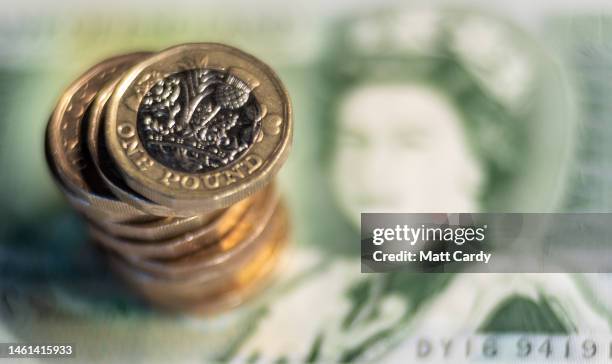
[0,3,611,363]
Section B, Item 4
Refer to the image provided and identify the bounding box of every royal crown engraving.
[137,68,263,173]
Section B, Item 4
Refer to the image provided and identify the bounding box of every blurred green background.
[1,1,612,362]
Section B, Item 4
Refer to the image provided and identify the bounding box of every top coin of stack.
[44,43,293,314]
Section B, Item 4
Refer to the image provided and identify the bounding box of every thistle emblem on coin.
[137,69,263,173]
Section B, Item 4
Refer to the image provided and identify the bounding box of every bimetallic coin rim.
[88,76,199,217]
[46,52,149,218]
[89,213,211,241]
[44,128,146,223]
[88,191,256,258]
[112,231,286,314]
[109,200,289,305]
[114,183,278,273]
[106,43,292,211]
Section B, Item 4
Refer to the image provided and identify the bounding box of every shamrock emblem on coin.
[137,69,263,173]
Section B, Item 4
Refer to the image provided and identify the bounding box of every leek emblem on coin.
[138,69,262,173]
[44,43,292,315]
[106,43,292,211]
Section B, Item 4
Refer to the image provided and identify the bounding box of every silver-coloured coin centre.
[137,68,263,173]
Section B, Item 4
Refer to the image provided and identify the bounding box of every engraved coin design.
[106,43,292,211]
[137,69,262,173]
[45,44,293,315]
[88,77,208,217]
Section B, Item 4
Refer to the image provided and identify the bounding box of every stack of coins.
[44,43,292,314]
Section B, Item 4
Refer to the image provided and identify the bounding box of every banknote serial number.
[398,336,612,361]
[0,343,74,358]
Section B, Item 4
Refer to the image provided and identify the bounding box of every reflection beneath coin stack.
[44,43,293,314]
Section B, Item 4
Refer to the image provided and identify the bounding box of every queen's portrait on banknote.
[230,7,610,362]
[2,3,612,363]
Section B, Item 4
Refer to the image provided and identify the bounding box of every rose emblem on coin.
[137,69,263,173]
